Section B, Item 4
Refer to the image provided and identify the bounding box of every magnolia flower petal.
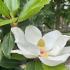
[16,41,40,58]
[49,35,70,56]
[61,46,70,54]
[43,30,61,51]
[11,26,40,58]
[25,25,42,45]
[39,54,70,66]
[11,27,25,43]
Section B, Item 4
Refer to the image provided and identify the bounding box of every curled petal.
[48,35,70,56]
[39,54,70,66]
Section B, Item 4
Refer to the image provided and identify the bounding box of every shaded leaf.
[18,0,50,22]
[0,42,3,61]
[0,56,21,68]
[1,32,15,58]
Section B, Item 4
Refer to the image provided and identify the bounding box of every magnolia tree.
[0,0,70,70]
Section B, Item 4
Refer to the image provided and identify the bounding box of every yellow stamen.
[37,39,45,47]
[37,39,48,57]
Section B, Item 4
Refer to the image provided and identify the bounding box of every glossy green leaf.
[4,0,20,16]
[0,18,17,26]
[1,33,15,58]
[18,0,50,22]
[0,0,10,17]
[24,61,67,70]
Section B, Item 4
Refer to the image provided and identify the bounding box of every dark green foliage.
[1,32,15,58]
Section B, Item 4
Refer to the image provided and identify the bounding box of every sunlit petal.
[16,41,40,58]
[25,25,42,45]
[49,35,70,56]
[11,27,25,43]
[43,30,61,51]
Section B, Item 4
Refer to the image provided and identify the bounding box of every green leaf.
[24,61,67,70]
[18,0,50,22]
[11,53,26,61]
[0,18,17,26]
[43,63,67,70]
[0,0,10,17]
[24,61,43,70]
[0,56,21,68]
[1,32,15,58]
[4,0,20,16]
[0,42,3,61]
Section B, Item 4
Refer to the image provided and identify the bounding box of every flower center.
[37,39,48,57]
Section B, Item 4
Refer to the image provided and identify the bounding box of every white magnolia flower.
[11,25,70,66]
